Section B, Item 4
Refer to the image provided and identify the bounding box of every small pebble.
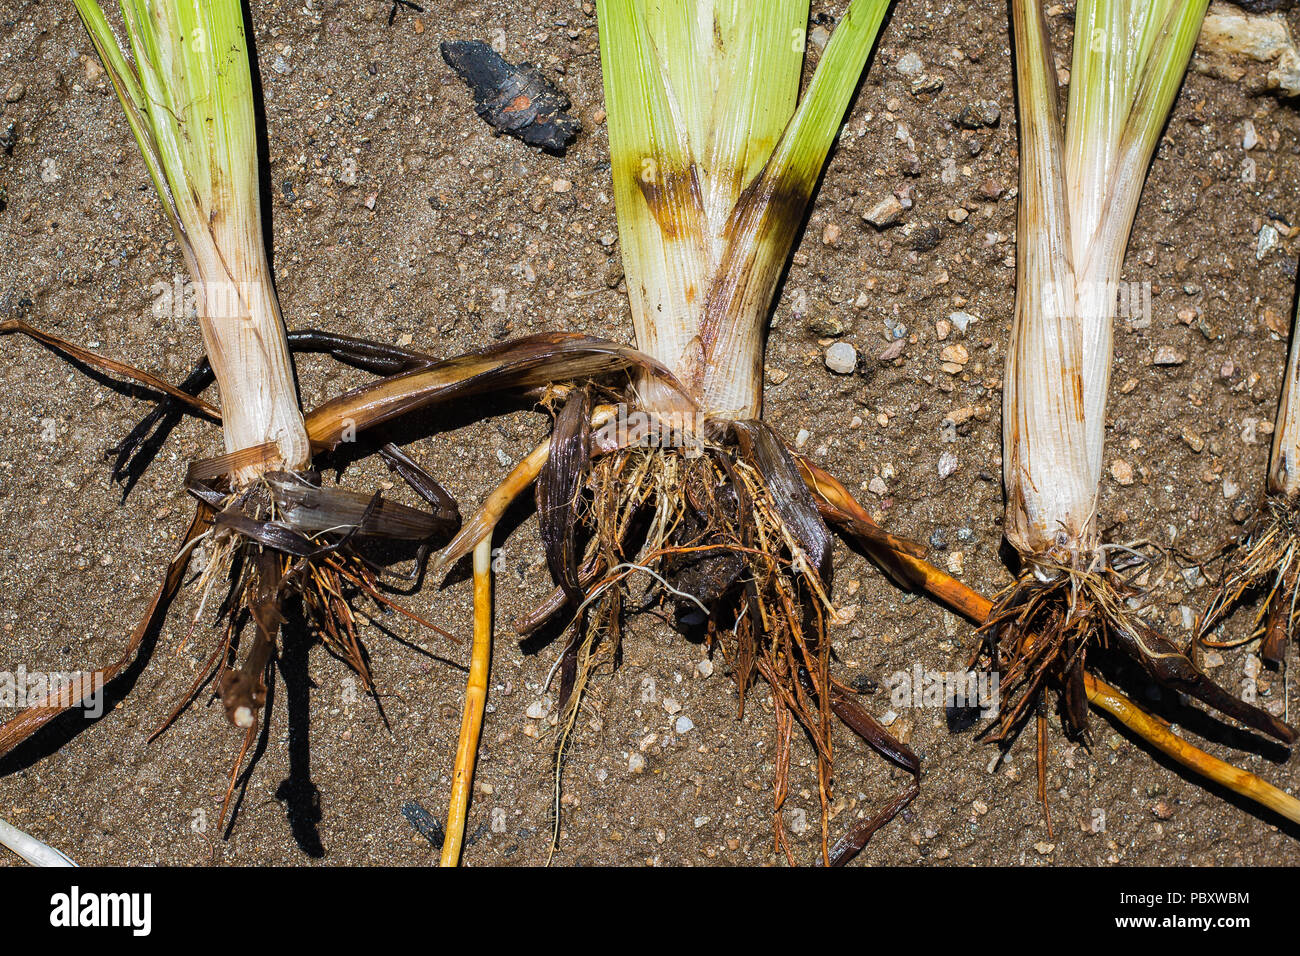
[272,55,293,75]
[1152,346,1185,366]
[940,344,969,365]
[949,311,978,333]
[952,100,1001,129]
[525,700,548,719]
[694,659,713,679]
[4,83,24,103]
[1110,460,1135,486]
[807,312,849,337]
[878,338,906,362]
[674,716,694,734]
[1257,224,1279,260]
[825,341,858,374]
[937,450,958,479]
[662,697,681,715]
[863,195,905,228]
[628,752,646,774]
[895,52,924,76]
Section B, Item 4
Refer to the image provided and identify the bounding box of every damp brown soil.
[0,0,1298,866]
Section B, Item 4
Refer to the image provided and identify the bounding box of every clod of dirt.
[440,40,580,153]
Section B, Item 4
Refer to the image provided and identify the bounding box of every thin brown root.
[977,565,1294,747]
[217,720,259,838]
[543,443,896,866]
[1198,495,1300,665]
[1037,705,1053,839]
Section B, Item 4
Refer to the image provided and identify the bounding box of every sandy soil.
[0,0,1298,866]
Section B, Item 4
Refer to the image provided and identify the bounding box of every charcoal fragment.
[401,800,446,849]
[440,40,580,153]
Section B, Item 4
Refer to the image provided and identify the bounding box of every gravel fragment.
[878,338,906,362]
[807,312,849,337]
[952,99,1001,128]
[895,52,924,76]
[1257,223,1279,260]
[909,224,941,252]
[937,450,958,479]
[863,195,905,228]
[787,808,808,835]
[1152,346,1186,365]
[825,341,857,374]
[940,344,970,365]
[4,83,25,103]
[949,310,978,333]
[674,716,695,734]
